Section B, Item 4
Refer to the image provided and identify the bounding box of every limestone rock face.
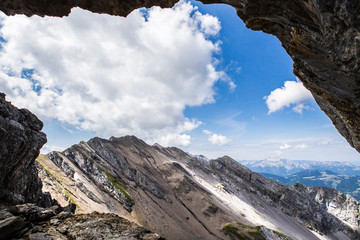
[40,137,234,240]
[0,93,50,206]
[1,0,359,154]
[40,136,360,240]
[206,156,360,239]
[310,186,360,229]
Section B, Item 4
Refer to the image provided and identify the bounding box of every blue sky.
[182,1,360,162]
[0,1,359,163]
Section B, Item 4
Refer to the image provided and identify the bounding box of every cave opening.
[0,0,359,163]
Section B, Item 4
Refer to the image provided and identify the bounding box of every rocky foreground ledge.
[0,203,163,240]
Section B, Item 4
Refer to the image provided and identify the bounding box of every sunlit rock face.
[0,0,359,154]
[39,135,360,239]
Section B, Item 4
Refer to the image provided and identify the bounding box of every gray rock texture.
[41,136,360,240]
[0,203,73,239]
[43,212,164,240]
[48,142,136,212]
[205,156,360,239]
[0,0,359,154]
[0,202,161,240]
[0,93,50,206]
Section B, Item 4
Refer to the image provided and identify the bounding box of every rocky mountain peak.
[34,136,360,239]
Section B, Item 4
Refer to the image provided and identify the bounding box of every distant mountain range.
[240,158,360,176]
[261,170,360,201]
[240,159,360,201]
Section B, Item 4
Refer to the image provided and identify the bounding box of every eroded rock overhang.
[1,0,359,154]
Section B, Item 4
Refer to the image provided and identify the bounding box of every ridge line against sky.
[0,0,359,163]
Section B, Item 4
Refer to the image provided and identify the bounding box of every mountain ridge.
[36,135,360,240]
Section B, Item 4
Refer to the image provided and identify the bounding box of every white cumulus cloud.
[202,129,212,135]
[292,104,310,114]
[194,12,221,36]
[264,80,313,114]
[203,129,230,146]
[155,133,191,147]
[208,134,231,145]
[40,145,65,154]
[279,143,307,151]
[0,1,233,147]
[208,133,231,146]
[279,143,291,150]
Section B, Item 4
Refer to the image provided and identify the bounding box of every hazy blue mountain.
[240,158,360,177]
[260,173,290,184]
[261,170,360,201]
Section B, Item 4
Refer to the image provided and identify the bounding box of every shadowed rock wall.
[0,0,359,154]
[0,0,178,17]
[0,93,50,205]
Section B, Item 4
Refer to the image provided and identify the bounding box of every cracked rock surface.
[0,93,51,206]
[0,203,162,240]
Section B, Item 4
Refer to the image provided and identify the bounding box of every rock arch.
[1,0,359,153]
